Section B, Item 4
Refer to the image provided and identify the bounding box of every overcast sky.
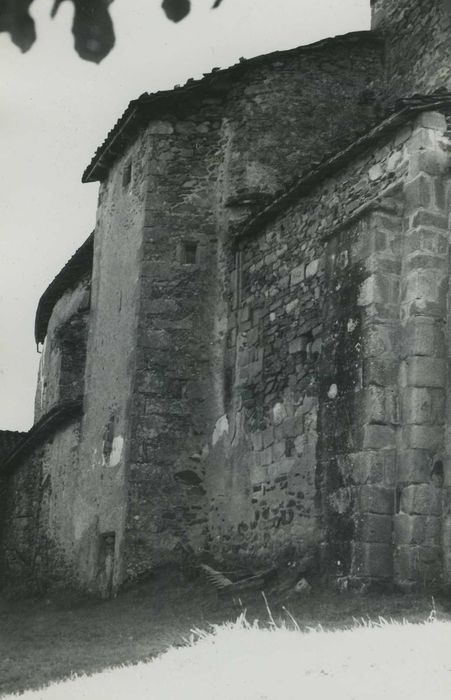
[0,0,370,430]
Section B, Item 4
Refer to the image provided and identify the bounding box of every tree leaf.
[71,0,115,64]
[0,0,36,52]
[162,0,190,23]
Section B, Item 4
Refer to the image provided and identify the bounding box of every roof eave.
[34,233,94,346]
[82,104,140,183]
[1,401,83,474]
[236,96,451,241]
[81,30,382,185]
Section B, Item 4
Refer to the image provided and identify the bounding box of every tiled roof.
[237,92,451,240]
[82,30,382,184]
[35,233,94,345]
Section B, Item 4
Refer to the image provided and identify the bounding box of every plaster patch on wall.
[109,436,124,467]
[272,402,287,425]
[212,414,229,446]
[328,487,352,514]
[328,384,338,399]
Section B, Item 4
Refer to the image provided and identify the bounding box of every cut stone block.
[405,357,446,388]
[394,513,441,546]
[363,424,396,450]
[400,484,442,516]
[402,318,445,358]
[398,449,432,483]
[404,173,433,211]
[358,485,395,514]
[351,542,393,579]
[357,513,393,543]
[404,424,443,450]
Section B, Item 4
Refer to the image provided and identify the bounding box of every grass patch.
[1,567,451,698]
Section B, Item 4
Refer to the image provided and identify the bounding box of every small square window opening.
[122,162,132,189]
[183,241,198,265]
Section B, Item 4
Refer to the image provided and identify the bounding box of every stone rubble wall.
[222,33,384,201]
[120,32,386,582]
[0,272,91,593]
[371,0,451,102]
[207,113,409,573]
[0,420,82,593]
[0,29,387,594]
[4,110,448,593]
[6,3,451,594]
[123,100,224,580]
[207,110,451,589]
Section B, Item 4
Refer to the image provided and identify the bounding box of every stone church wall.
[0,419,82,593]
[222,32,385,200]
[123,99,224,579]
[206,112,409,574]
[206,109,451,589]
[34,278,90,422]
[119,29,386,580]
[1,272,90,593]
[372,0,451,101]
[4,0,451,595]
[72,131,151,593]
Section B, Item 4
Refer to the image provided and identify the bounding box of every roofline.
[35,232,94,346]
[82,104,140,183]
[0,400,83,475]
[235,95,451,242]
[82,30,382,184]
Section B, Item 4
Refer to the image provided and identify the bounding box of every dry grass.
[4,612,451,700]
[1,567,451,699]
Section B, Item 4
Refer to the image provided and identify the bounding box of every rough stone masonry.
[2,0,451,596]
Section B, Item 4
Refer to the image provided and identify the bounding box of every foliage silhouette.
[0,0,223,63]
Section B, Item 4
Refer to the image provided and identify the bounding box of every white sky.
[0,0,370,430]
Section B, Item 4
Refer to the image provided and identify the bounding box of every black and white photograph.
[1,1,451,697]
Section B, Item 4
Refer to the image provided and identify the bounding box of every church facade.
[2,0,451,595]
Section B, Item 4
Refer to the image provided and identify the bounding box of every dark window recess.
[102,415,115,461]
[234,250,242,309]
[122,161,132,189]
[174,469,202,486]
[169,379,185,399]
[431,460,444,487]
[182,241,198,264]
[285,437,295,457]
[97,532,115,599]
[224,366,233,406]
[395,487,402,514]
